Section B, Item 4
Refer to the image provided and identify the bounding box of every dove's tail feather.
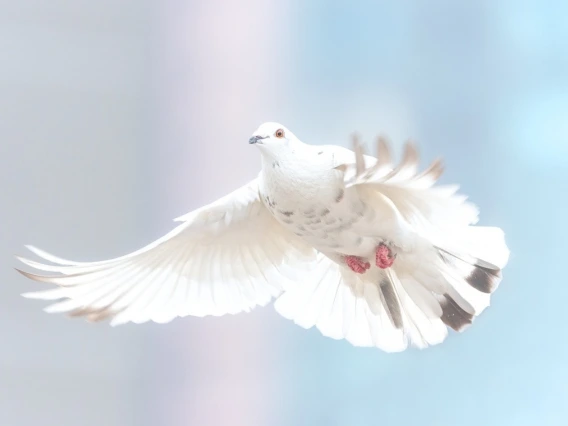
[431,225,509,318]
[274,254,448,352]
[405,224,509,335]
[439,225,510,270]
[274,226,509,352]
[274,264,409,352]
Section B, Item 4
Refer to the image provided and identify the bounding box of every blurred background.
[1,1,567,425]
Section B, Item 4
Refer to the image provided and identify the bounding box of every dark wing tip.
[440,294,474,332]
[466,265,502,294]
[379,279,404,329]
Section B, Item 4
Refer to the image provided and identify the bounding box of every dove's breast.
[258,162,380,258]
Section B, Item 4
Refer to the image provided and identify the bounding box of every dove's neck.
[259,142,313,172]
[258,142,339,207]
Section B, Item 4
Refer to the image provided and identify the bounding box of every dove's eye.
[275,129,285,138]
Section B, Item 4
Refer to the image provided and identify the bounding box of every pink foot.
[345,256,371,274]
[376,243,396,269]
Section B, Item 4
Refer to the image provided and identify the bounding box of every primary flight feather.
[16,122,509,352]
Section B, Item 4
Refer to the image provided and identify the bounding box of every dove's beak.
[249,135,266,145]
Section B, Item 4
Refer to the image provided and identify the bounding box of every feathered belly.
[261,187,381,259]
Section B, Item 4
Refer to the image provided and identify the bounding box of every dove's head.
[249,122,302,158]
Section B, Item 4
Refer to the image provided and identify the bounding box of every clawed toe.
[345,255,371,274]
[376,243,396,269]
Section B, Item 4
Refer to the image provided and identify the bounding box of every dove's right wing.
[17,179,316,325]
[278,139,509,352]
[330,139,481,249]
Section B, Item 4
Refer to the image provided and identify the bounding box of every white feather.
[16,122,510,353]
[17,179,316,324]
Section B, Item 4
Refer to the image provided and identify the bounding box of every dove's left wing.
[17,179,316,325]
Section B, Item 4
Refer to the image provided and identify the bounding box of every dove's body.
[16,122,510,352]
[260,147,371,257]
[258,145,407,263]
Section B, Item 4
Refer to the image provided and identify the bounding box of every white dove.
[16,122,509,352]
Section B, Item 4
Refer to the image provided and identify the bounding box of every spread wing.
[340,137,508,265]
[330,136,479,241]
[16,179,316,325]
